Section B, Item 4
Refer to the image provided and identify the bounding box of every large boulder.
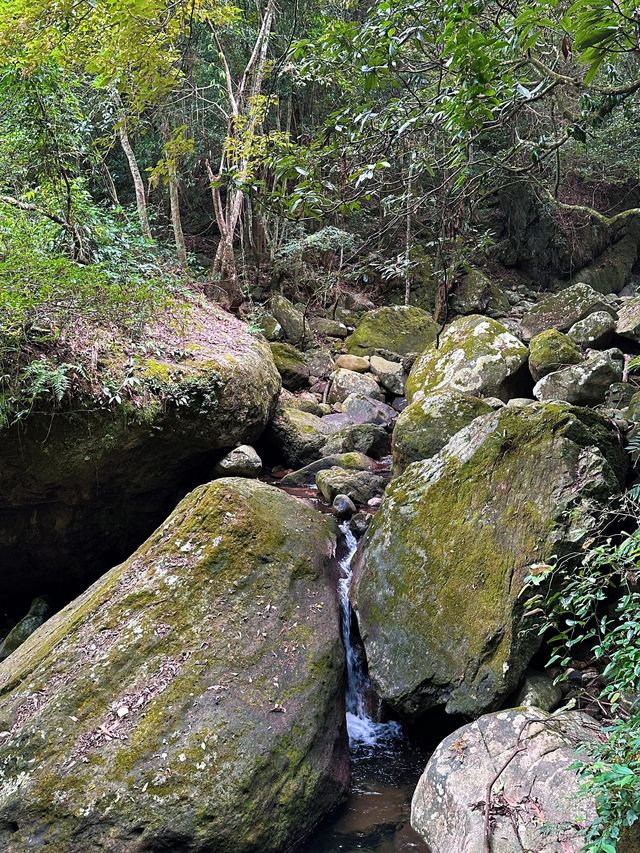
[533,348,624,406]
[521,284,617,340]
[406,315,529,403]
[528,329,582,381]
[280,451,379,486]
[0,302,281,610]
[316,467,386,504]
[0,479,349,851]
[328,368,383,404]
[411,709,602,853]
[392,391,492,475]
[345,306,439,357]
[449,269,510,318]
[351,403,625,717]
[323,423,390,459]
[616,296,640,344]
[567,311,615,349]
[341,394,398,429]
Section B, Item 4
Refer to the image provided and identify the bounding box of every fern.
[20,360,85,405]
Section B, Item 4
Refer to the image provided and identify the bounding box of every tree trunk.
[168,164,187,267]
[119,120,152,239]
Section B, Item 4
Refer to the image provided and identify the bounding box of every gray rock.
[316,467,386,505]
[323,423,390,459]
[266,401,340,467]
[515,671,562,712]
[568,311,616,348]
[270,294,312,346]
[369,355,406,396]
[0,597,49,661]
[411,709,601,853]
[533,348,624,406]
[305,348,335,379]
[449,269,510,318]
[341,394,398,429]
[521,284,618,340]
[255,313,283,341]
[407,315,529,403]
[616,297,640,344]
[214,444,262,478]
[351,512,372,535]
[311,317,349,338]
[528,329,582,381]
[332,494,356,519]
[270,342,310,390]
[280,452,379,486]
[329,368,384,404]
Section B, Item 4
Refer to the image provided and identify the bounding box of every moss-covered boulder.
[345,306,439,357]
[0,301,281,610]
[528,329,582,381]
[392,391,492,475]
[265,399,339,467]
[616,296,640,344]
[280,451,379,486]
[270,342,310,390]
[351,403,625,718]
[323,423,390,458]
[316,467,386,504]
[567,311,615,349]
[270,294,312,347]
[449,269,510,319]
[0,479,349,851]
[406,315,529,403]
[521,284,617,340]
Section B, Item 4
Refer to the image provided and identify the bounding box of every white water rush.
[338,522,401,747]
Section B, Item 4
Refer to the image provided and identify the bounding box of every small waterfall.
[337,522,401,746]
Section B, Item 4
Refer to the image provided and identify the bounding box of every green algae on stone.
[449,269,510,318]
[270,341,310,390]
[521,284,617,340]
[351,403,626,719]
[345,305,439,357]
[528,329,582,381]
[392,390,492,475]
[406,314,528,403]
[0,479,349,852]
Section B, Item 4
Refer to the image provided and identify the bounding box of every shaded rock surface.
[0,598,49,662]
[345,306,439,357]
[0,479,349,852]
[316,467,386,505]
[329,368,383,404]
[270,342,310,390]
[411,708,602,853]
[449,269,510,318]
[351,403,625,717]
[213,444,262,478]
[567,311,615,348]
[521,284,617,340]
[270,294,311,346]
[528,329,582,381]
[0,302,281,610]
[265,400,339,467]
[322,423,390,459]
[406,315,529,403]
[533,348,624,406]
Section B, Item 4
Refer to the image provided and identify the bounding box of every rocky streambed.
[4,272,640,850]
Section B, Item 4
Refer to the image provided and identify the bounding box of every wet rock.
[515,670,562,712]
[346,306,439,357]
[616,296,640,344]
[280,452,379,486]
[316,468,386,505]
[214,444,262,478]
[392,391,492,475]
[449,269,510,318]
[334,354,370,373]
[270,342,310,390]
[528,329,582,381]
[322,423,390,459]
[407,315,528,403]
[369,355,405,396]
[351,403,625,717]
[333,494,357,519]
[0,479,349,852]
[568,311,615,348]
[411,708,602,853]
[0,302,281,606]
[329,368,383,404]
[521,283,617,340]
[533,348,624,406]
[351,512,371,536]
[341,394,398,429]
[270,293,312,346]
[0,597,49,662]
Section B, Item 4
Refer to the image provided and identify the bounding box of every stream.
[300,522,429,853]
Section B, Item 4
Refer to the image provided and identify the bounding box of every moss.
[346,305,439,357]
[140,357,175,383]
[529,329,581,380]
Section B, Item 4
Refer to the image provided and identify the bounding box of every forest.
[1,0,640,851]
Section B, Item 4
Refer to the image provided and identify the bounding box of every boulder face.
[351,403,625,718]
[406,315,529,403]
[521,283,617,340]
[533,348,624,406]
[528,328,582,381]
[449,269,510,319]
[0,479,349,852]
[270,341,310,390]
[0,303,281,611]
[392,391,492,475]
[411,708,602,853]
[345,305,439,357]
